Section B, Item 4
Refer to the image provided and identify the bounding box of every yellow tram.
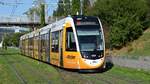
[20,15,105,70]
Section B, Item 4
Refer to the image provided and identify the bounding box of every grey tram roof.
[20,16,73,40]
[20,15,100,40]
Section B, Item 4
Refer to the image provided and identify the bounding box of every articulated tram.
[20,15,105,70]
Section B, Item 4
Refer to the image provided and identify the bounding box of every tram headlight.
[100,54,103,58]
[82,53,89,59]
[98,54,103,58]
[83,55,86,58]
[83,55,88,59]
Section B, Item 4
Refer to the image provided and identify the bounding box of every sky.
[0,0,58,17]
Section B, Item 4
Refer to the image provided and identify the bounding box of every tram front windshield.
[76,25,104,52]
[76,24,104,59]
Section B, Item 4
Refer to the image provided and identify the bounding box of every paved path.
[106,56,150,71]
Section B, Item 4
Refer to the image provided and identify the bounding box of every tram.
[20,15,105,70]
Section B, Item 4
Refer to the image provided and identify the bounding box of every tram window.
[41,34,46,48]
[29,38,33,49]
[66,28,77,51]
[45,33,49,47]
[51,31,59,52]
[43,34,48,48]
[34,36,38,49]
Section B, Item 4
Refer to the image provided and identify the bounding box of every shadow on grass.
[21,54,114,74]
[77,56,114,74]
[77,62,114,74]
[53,61,114,74]
[52,56,114,74]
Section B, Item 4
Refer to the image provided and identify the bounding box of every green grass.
[0,48,150,84]
[113,28,150,57]
[0,48,62,84]
[106,66,150,84]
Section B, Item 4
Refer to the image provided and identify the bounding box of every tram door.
[50,31,60,66]
[63,27,79,69]
[59,30,63,67]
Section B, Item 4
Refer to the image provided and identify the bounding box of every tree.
[55,0,65,16]
[2,32,26,48]
[53,0,80,16]
[24,0,46,28]
[91,0,150,48]
[64,0,71,15]
[71,0,80,15]
[24,8,34,21]
[83,0,91,15]
[11,33,24,47]
[2,33,9,50]
[40,3,46,27]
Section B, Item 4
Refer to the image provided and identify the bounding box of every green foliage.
[12,33,24,47]
[83,0,91,15]
[3,32,26,48]
[23,8,37,21]
[2,34,9,50]
[40,3,46,27]
[53,0,66,16]
[91,0,150,48]
[71,0,80,15]
[24,0,46,28]
[52,0,150,49]
[114,28,150,57]
[53,0,91,16]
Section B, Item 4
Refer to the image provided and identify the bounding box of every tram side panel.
[29,38,32,58]
[24,39,28,56]
[50,31,60,66]
[62,23,80,69]
[31,37,34,58]
[41,34,47,62]
[39,35,41,60]
[33,36,38,59]
[24,39,26,55]
[45,33,50,63]
[32,37,34,58]
[22,40,25,55]
[41,34,44,61]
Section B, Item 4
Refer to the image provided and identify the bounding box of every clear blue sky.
[0,0,58,17]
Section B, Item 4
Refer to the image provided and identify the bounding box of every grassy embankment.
[0,48,150,84]
[112,28,150,57]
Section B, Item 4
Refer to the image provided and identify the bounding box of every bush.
[90,0,150,48]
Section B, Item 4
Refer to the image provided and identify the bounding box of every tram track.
[55,68,93,83]
[54,67,112,84]
[54,65,148,84]
[0,48,149,84]
[54,67,69,83]
[87,73,132,84]
[2,53,27,84]
[0,49,52,84]
[18,57,51,83]
[6,54,52,84]
[103,71,143,84]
